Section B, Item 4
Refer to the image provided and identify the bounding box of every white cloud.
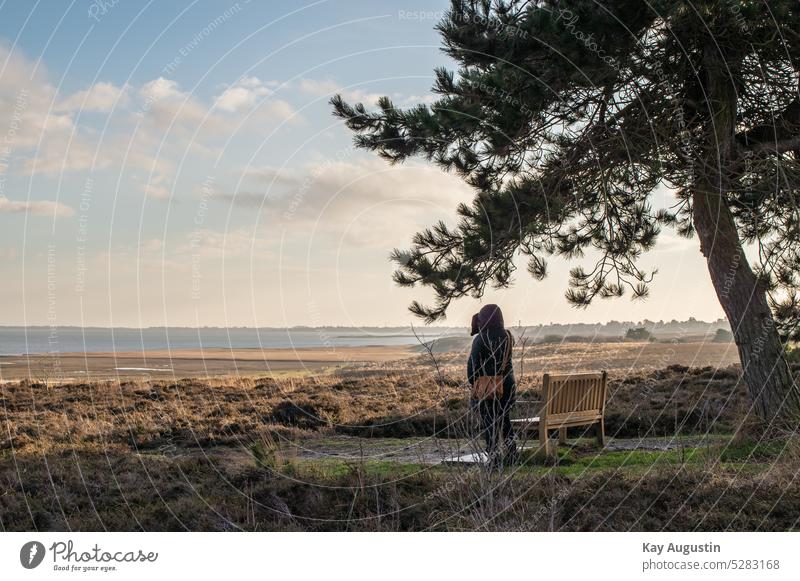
[222,158,471,247]
[297,78,383,106]
[21,135,101,175]
[400,93,438,105]
[0,196,74,217]
[0,46,75,150]
[213,76,275,113]
[0,46,118,175]
[238,76,274,90]
[0,246,18,260]
[177,226,274,259]
[135,76,298,142]
[137,77,210,131]
[142,183,171,200]
[0,45,299,180]
[57,81,130,113]
[240,166,298,187]
[139,78,183,102]
[295,78,435,107]
[212,77,297,127]
[140,174,172,200]
[214,86,259,113]
[140,238,163,253]
[259,99,297,123]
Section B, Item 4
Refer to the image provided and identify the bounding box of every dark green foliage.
[624,327,652,341]
[333,0,800,338]
[713,328,734,342]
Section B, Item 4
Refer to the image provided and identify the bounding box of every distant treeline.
[510,317,730,340]
[3,318,730,337]
[300,317,732,338]
[410,318,733,352]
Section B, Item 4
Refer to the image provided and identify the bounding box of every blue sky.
[0,0,725,327]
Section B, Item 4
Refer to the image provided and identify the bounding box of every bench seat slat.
[510,416,540,425]
[545,372,604,382]
[548,410,602,423]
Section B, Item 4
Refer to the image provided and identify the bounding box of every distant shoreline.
[0,339,742,384]
[0,320,730,356]
[0,319,728,330]
[0,327,449,357]
[0,344,417,382]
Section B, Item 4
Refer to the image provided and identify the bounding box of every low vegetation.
[0,363,757,453]
[2,435,799,531]
[1,346,798,531]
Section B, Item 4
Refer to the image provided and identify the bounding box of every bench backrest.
[542,371,608,427]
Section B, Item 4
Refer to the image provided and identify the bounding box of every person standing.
[467,304,517,468]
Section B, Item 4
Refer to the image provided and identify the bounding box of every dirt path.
[278,434,728,465]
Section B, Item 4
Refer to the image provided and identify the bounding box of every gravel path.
[287,434,725,465]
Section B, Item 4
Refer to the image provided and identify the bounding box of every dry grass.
[0,370,457,455]
[1,361,760,457]
[0,356,772,456]
[1,341,798,531]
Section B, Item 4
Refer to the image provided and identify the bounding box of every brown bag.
[472,330,513,401]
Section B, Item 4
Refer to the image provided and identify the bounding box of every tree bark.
[693,187,800,423]
[693,44,800,424]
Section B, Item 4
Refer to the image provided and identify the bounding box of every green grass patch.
[517,440,711,475]
[559,447,705,476]
[249,433,790,482]
[717,440,787,462]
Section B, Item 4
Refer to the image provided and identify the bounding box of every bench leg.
[558,427,567,444]
[596,419,606,447]
[538,422,555,460]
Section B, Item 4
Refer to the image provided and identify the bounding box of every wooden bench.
[511,371,608,459]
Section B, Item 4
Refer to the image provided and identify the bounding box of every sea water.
[0,326,457,355]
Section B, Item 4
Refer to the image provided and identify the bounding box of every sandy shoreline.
[0,340,745,382]
[0,345,415,381]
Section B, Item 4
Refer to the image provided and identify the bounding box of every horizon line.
[0,318,729,330]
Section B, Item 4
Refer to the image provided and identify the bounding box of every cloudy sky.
[0,0,725,328]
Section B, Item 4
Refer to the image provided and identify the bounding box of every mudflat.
[0,340,743,382]
[0,345,415,381]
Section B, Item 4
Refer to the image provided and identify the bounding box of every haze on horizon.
[0,0,726,329]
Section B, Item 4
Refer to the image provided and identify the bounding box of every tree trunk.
[692,44,800,424]
[693,188,800,423]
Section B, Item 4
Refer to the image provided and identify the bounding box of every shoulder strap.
[501,330,513,370]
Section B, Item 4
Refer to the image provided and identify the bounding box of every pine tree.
[332,0,800,423]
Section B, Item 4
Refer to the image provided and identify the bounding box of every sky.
[0,0,727,328]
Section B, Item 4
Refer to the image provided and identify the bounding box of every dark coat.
[467,327,516,403]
